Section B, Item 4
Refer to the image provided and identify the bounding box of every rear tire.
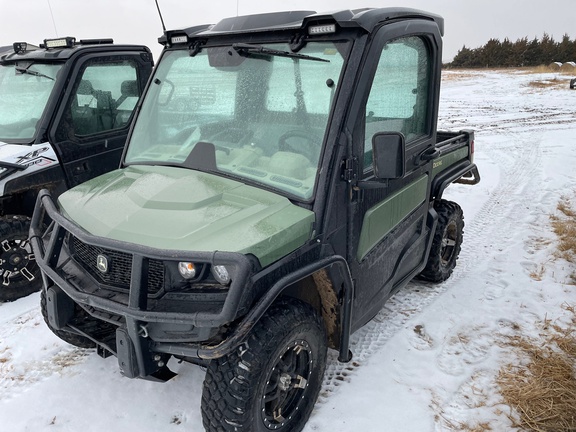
[201,298,327,432]
[0,215,42,302]
[418,199,464,282]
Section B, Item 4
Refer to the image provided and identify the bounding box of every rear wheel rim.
[261,339,313,429]
[440,220,458,267]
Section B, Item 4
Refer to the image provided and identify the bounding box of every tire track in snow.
[0,307,92,401]
[315,95,546,407]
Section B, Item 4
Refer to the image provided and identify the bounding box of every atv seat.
[71,79,115,135]
[115,80,139,127]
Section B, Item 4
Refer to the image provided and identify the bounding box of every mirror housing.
[372,132,405,179]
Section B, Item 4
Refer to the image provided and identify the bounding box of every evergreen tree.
[446,33,575,68]
[450,45,474,67]
[557,34,572,62]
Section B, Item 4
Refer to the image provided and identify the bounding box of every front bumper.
[30,189,255,378]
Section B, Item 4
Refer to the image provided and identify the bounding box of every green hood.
[59,166,315,267]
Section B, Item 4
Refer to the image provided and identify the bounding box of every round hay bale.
[549,61,562,70]
[560,61,576,71]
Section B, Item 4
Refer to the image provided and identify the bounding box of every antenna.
[46,0,59,36]
[155,0,167,32]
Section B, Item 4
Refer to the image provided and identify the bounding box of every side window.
[363,36,430,169]
[67,60,140,138]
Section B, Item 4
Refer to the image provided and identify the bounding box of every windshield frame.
[0,61,63,144]
[122,36,351,203]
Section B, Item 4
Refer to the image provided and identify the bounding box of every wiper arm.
[15,66,55,81]
[232,43,329,63]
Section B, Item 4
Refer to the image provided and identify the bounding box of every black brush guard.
[30,189,355,380]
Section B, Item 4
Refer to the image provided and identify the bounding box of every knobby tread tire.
[201,297,327,432]
[40,288,97,349]
[418,199,464,283]
[0,215,42,302]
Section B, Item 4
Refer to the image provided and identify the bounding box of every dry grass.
[432,396,494,432]
[496,197,576,431]
[521,65,576,75]
[442,66,575,89]
[529,263,548,281]
[441,71,480,82]
[527,77,569,90]
[497,305,576,432]
[551,196,576,283]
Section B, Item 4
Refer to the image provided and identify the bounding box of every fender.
[0,141,61,196]
[431,160,480,201]
[150,255,355,362]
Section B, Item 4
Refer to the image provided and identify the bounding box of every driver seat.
[268,151,310,180]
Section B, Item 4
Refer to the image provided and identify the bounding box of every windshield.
[126,41,347,200]
[0,62,62,142]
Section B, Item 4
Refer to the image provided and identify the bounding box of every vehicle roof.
[161,7,444,44]
[0,40,150,63]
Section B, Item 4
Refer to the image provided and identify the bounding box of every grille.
[71,236,165,295]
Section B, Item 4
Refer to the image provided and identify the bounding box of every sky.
[0,0,574,63]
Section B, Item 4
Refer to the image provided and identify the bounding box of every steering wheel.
[278,130,321,162]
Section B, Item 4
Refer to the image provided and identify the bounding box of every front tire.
[202,298,327,432]
[418,199,464,282]
[40,288,96,349]
[0,215,42,302]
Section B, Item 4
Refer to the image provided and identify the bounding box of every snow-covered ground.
[1,70,575,431]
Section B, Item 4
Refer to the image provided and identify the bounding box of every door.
[51,53,152,188]
[347,22,442,330]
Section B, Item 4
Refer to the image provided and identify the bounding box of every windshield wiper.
[15,66,55,81]
[232,43,329,63]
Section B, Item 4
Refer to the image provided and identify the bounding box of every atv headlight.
[211,265,231,285]
[178,262,196,279]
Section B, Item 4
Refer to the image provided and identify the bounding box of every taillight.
[470,140,475,162]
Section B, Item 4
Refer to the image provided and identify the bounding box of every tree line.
[447,34,576,68]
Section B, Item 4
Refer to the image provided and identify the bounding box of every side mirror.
[372,132,405,179]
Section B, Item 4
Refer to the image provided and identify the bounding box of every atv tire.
[418,199,464,282]
[0,215,42,302]
[201,298,327,432]
[40,288,96,349]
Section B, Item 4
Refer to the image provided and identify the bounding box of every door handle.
[419,147,440,162]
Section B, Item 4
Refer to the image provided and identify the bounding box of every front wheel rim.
[0,238,36,285]
[261,339,313,430]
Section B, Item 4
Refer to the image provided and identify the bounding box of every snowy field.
[1,69,575,431]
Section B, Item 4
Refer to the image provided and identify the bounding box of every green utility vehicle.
[31,8,479,432]
[0,37,153,301]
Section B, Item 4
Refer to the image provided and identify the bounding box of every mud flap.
[46,286,75,330]
[116,327,140,378]
[116,327,177,382]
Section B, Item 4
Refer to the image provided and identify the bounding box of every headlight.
[178,262,196,279]
[211,265,231,285]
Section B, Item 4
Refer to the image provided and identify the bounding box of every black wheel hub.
[261,340,313,430]
[0,238,36,285]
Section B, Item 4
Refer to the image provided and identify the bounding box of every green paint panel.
[432,147,469,177]
[357,175,428,261]
[58,166,315,267]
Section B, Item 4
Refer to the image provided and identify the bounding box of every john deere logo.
[96,254,109,274]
